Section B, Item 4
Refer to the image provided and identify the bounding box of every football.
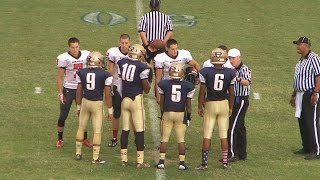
[149,39,165,49]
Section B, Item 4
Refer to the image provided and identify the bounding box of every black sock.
[84,132,88,140]
[58,132,63,140]
[159,159,164,164]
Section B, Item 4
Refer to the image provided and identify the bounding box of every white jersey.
[155,49,193,80]
[106,47,128,87]
[56,50,90,89]
[202,59,234,69]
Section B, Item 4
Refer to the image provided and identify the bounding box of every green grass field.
[1,0,320,179]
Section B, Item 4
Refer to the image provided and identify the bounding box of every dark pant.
[228,96,249,159]
[112,86,122,119]
[57,88,76,127]
[298,91,320,155]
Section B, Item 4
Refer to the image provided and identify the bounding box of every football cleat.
[56,139,64,148]
[155,162,165,169]
[178,162,188,170]
[92,159,106,164]
[122,161,128,167]
[75,154,82,161]
[137,162,150,169]
[108,138,118,147]
[83,139,93,148]
[223,163,231,170]
[195,164,208,171]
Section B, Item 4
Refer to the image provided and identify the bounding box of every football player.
[202,45,233,68]
[196,48,236,170]
[117,44,152,168]
[154,38,200,104]
[156,63,195,170]
[105,34,131,147]
[55,37,92,148]
[75,51,113,164]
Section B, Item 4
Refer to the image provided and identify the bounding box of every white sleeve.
[199,73,206,83]
[154,55,164,69]
[76,74,81,83]
[187,88,196,98]
[56,54,67,68]
[157,86,164,95]
[105,76,113,86]
[140,69,150,79]
[183,50,193,64]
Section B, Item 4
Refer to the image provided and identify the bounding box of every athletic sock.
[58,132,63,140]
[222,150,228,164]
[202,150,209,165]
[113,130,118,140]
[84,132,88,140]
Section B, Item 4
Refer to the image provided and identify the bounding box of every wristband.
[77,105,81,111]
[108,107,114,114]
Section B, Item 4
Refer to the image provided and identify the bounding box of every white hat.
[228,48,241,57]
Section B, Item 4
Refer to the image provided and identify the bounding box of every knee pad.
[135,132,144,151]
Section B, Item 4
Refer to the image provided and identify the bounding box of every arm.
[104,86,113,121]
[155,68,163,103]
[188,59,201,72]
[107,60,115,74]
[311,75,320,106]
[56,67,65,104]
[228,85,235,116]
[142,79,151,94]
[76,83,83,116]
[237,78,251,86]
[139,32,149,46]
[198,84,206,117]
[162,31,173,43]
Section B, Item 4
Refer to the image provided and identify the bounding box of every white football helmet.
[128,44,147,62]
[169,63,185,80]
[210,48,227,65]
[87,51,104,68]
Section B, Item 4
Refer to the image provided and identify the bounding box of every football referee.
[138,0,174,63]
[227,48,251,162]
[290,36,320,160]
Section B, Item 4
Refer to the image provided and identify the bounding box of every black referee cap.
[150,0,161,7]
[293,36,311,46]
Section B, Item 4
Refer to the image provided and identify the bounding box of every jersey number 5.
[214,74,224,91]
[122,64,136,82]
[171,85,181,102]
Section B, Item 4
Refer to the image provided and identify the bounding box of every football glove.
[183,112,191,127]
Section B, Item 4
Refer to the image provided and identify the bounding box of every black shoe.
[304,153,320,160]
[108,138,118,147]
[293,148,308,155]
[228,156,239,162]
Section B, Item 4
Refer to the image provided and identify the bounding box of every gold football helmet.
[87,51,104,68]
[210,48,227,65]
[128,44,147,62]
[169,63,185,80]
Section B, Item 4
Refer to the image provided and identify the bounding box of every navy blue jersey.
[117,58,150,98]
[199,67,236,101]
[158,79,195,112]
[76,68,113,101]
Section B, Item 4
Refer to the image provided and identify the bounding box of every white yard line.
[136,0,166,179]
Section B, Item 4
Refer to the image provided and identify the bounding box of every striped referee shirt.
[235,63,251,96]
[294,51,320,92]
[138,10,173,42]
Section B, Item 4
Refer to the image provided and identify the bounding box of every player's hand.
[311,93,319,106]
[289,95,296,108]
[106,113,113,121]
[58,93,65,104]
[198,107,204,117]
